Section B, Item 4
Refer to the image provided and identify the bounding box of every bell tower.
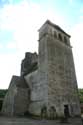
[38,20,81,117]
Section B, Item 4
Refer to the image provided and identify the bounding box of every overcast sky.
[0,0,83,89]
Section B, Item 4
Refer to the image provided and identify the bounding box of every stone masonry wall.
[38,20,81,117]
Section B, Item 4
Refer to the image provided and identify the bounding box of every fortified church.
[2,20,81,119]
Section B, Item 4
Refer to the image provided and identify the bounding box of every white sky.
[0,0,83,89]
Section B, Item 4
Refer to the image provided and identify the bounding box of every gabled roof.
[39,20,71,38]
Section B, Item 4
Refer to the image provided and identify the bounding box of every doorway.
[0,100,3,111]
[64,105,70,117]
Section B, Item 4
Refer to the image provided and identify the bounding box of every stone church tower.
[2,20,81,118]
[37,20,81,117]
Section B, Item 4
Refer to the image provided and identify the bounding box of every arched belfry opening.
[64,36,68,45]
[58,33,63,41]
[54,31,57,38]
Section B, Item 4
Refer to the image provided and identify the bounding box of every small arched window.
[58,33,62,41]
[64,36,68,44]
[54,31,57,38]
